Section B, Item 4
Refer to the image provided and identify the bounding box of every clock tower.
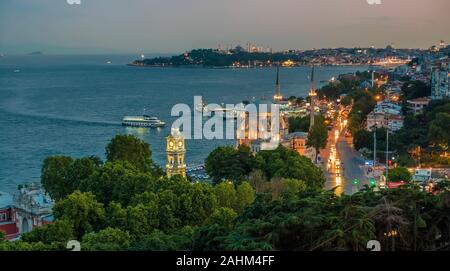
[166,128,186,178]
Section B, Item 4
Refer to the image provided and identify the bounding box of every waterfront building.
[0,192,18,240]
[237,103,289,153]
[406,97,431,114]
[0,184,54,240]
[166,128,186,178]
[430,59,450,100]
[13,183,54,235]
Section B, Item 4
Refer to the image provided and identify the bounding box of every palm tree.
[373,196,410,251]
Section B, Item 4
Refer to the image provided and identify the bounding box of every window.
[0,213,7,222]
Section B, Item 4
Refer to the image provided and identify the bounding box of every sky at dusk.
[0,0,449,54]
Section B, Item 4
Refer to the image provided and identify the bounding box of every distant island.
[129,45,418,68]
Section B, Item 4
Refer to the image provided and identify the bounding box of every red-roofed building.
[0,192,19,240]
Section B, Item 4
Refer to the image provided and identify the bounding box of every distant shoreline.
[127,63,369,69]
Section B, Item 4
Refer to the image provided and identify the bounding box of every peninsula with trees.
[129,45,416,68]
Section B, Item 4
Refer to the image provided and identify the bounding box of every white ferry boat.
[122,113,166,128]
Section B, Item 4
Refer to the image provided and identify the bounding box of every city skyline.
[1,0,449,54]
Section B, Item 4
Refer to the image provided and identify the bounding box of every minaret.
[273,66,283,103]
[309,65,317,130]
[166,128,186,178]
[371,68,375,88]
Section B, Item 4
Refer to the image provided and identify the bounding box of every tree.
[207,208,237,230]
[288,116,310,133]
[353,129,373,151]
[205,146,255,184]
[256,146,325,189]
[132,230,177,251]
[215,182,237,210]
[41,156,101,200]
[81,161,155,205]
[21,219,75,245]
[340,96,352,107]
[106,201,128,230]
[388,167,412,183]
[401,81,430,100]
[184,183,218,225]
[307,116,328,162]
[41,156,74,200]
[248,170,268,194]
[105,134,155,173]
[235,182,255,212]
[67,156,102,190]
[347,90,376,135]
[318,203,375,251]
[82,227,131,251]
[132,226,195,251]
[125,203,159,237]
[279,178,307,200]
[373,197,410,251]
[53,191,105,238]
[428,113,450,152]
[193,224,234,251]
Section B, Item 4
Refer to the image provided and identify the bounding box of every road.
[336,135,367,194]
[320,112,367,195]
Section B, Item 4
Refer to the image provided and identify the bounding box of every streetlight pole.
[384,107,390,190]
[373,128,376,168]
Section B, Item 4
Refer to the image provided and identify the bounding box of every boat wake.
[1,106,121,127]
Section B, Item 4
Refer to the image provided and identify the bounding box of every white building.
[13,183,54,235]
[406,97,431,114]
[374,101,402,115]
[387,115,404,131]
[430,59,450,100]
[366,112,404,132]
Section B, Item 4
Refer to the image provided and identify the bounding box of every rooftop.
[284,132,308,140]
[407,97,431,104]
[0,191,13,209]
[389,115,404,121]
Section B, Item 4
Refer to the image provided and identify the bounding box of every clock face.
[178,141,183,147]
[169,141,174,147]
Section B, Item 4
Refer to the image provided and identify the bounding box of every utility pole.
[384,110,390,189]
[373,128,377,167]
[418,146,421,168]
